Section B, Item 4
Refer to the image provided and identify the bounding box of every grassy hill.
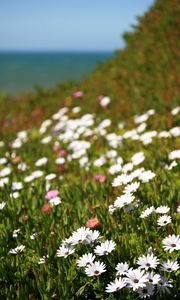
[0,0,180,299]
[0,0,179,138]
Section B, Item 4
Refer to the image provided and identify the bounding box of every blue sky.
[0,0,154,51]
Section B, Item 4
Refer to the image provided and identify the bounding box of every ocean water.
[0,51,113,95]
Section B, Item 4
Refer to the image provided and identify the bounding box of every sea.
[0,51,113,96]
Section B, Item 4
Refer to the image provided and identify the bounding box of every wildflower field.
[0,0,179,299]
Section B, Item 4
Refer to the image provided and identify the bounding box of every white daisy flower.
[146,271,161,285]
[140,206,154,218]
[49,196,62,206]
[56,244,75,258]
[84,230,100,244]
[30,232,39,240]
[109,164,122,175]
[38,255,49,264]
[77,253,95,267]
[112,174,133,187]
[9,245,25,255]
[125,269,148,291]
[161,260,179,272]
[70,227,90,245]
[137,284,155,298]
[139,170,156,183]
[137,254,159,270]
[12,182,23,190]
[12,229,20,238]
[157,277,173,294]
[131,152,145,166]
[35,157,48,167]
[157,215,171,227]
[0,202,6,210]
[168,149,180,160]
[45,173,56,181]
[177,206,180,214]
[123,182,140,194]
[106,277,126,293]
[162,234,180,252]
[0,167,11,177]
[94,240,116,256]
[155,206,170,214]
[85,261,106,277]
[171,106,180,115]
[114,193,135,208]
[116,262,130,276]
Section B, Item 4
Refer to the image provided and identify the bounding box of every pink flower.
[94,174,107,183]
[97,95,104,103]
[41,204,52,213]
[73,91,84,98]
[52,145,60,152]
[57,150,66,157]
[86,217,100,229]
[45,190,59,200]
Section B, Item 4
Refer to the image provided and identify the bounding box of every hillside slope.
[0,0,179,137]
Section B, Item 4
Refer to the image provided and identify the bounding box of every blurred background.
[0,0,154,95]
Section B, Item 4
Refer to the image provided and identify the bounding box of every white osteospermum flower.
[157,215,171,227]
[77,253,95,267]
[56,244,75,258]
[168,149,180,160]
[38,255,49,264]
[171,106,180,115]
[170,126,180,137]
[85,230,100,244]
[177,206,180,214]
[0,202,6,210]
[9,245,25,254]
[155,206,170,214]
[30,232,39,240]
[31,170,44,179]
[94,240,116,256]
[109,164,122,174]
[41,136,52,144]
[55,157,66,165]
[137,284,155,298]
[106,277,126,293]
[85,261,106,277]
[137,254,159,270]
[125,269,148,291]
[0,167,11,177]
[12,182,23,190]
[49,197,62,206]
[18,162,27,171]
[116,262,130,276]
[131,152,145,166]
[45,173,56,181]
[162,234,180,253]
[0,177,9,187]
[35,157,48,167]
[139,171,156,183]
[71,227,90,245]
[10,192,20,199]
[114,193,135,209]
[146,271,161,285]
[161,260,179,272]
[157,277,173,294]
[140,207,154,218]
[93,156,106,167]
[123,182,140,194]
[12,229,20,238]
[112,174,133,187]
[0,157,7,165]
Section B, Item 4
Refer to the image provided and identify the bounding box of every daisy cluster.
[0,102,179,299]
